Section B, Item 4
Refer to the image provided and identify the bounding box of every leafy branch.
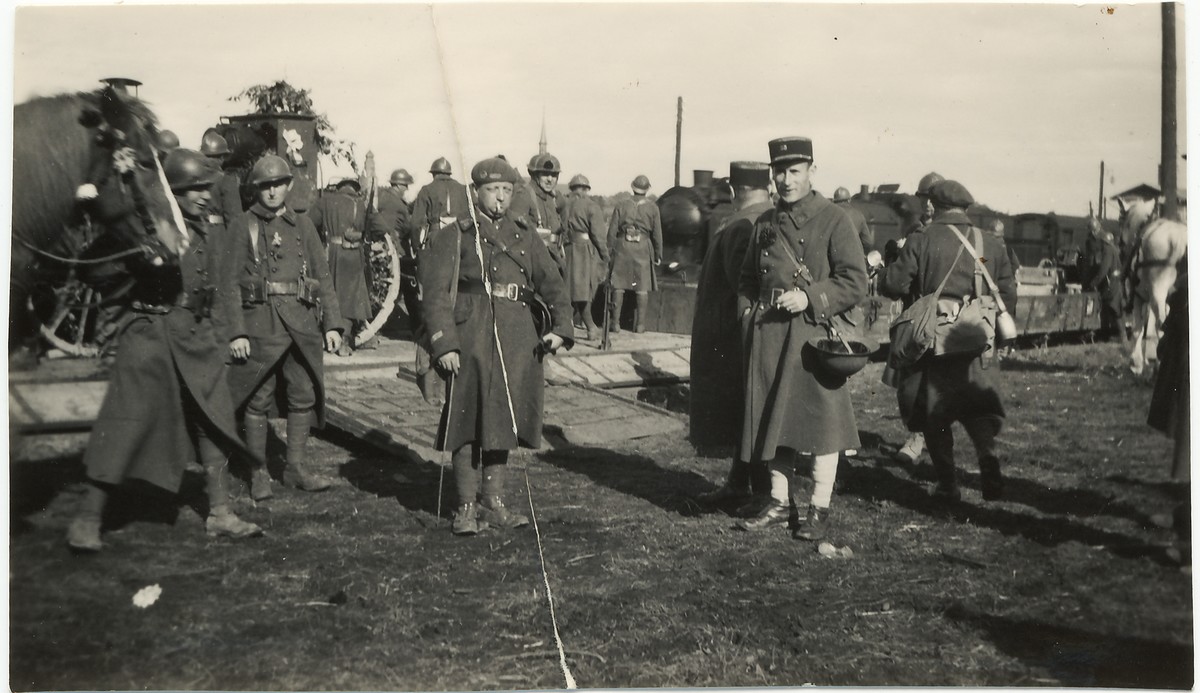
[229,80,359,171]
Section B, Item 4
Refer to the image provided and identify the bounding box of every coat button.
[799,239,805,244]
[272,267,279,273]
[515,233,520,239]
[520,250,526,255]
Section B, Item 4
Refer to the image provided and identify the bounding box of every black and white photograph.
[6,1,1193,689]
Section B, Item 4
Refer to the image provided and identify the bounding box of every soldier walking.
[419,158,574,536]
[735,137,868,541]
[692,162,774,511]
[607,175,663,333]
[411,157,471,253]
[312,177,370,356]
[560,174,609,340]
[225,155,344,501]
[67,149,262,552]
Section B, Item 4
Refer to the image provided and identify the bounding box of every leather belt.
[132,287,215,316]
[329,236,362,250]
[458,281,536,304]
[266,281,301,295]
[241,279,309,304]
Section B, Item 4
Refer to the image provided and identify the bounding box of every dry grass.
[9,342,1191,690]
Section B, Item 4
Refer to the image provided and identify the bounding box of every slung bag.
[887,243,965,369]
[932,226,1004,358]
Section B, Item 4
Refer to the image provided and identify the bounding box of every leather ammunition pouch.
[241,278,320,306]
[623,225,642,243]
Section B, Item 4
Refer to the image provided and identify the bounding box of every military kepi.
[729,161,770,187]
[929,179,975,208]
[768,137,814,165]
[471,157,520,186]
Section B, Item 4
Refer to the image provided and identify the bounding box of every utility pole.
[1160,2,1179,220]
[674,97,683,188]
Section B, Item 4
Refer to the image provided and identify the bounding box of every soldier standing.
[880,180,1017,503]
[692,162,774,511]
[511,153,566,271]
[832,186,874,254]
[735,137,868,541]
[419,157,574,536]
[199,128,244,229]
[67,149,262,552]
[370,168,420,330]
[607,175,663,333]
[560,174,609,340]
[312,178,371,356]
[411,157,471,253]
[1081,225,1126,344]
[226,155,344,500]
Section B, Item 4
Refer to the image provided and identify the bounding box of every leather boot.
[67,483,107,553]
[243,412,273,501]
[792,506,831,542]
[735,498,791,531]
[478,495,530,529]
[582,301,601,340]
[634,293,649,333]
[610,291,624,333]
[963,418,1004,501]
[698,459,752,505]
[200,437,263,539]
[284,411,332,492]
[925,427,960,501]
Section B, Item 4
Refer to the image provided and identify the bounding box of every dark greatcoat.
[880,209,1017,433]
[1148,272,1189,480]
[84,214,246,493]
[1082,238,1124,313]
[737,192,868,460]
[608,195,663,292]
[224,203,343,426]
[207,170,245,230]
[689,200,772,448]
[420,207,574,452]
[560,191,610,301]
[411,177,471,250]
[834,200,874,254]
[511,184,565,270]
[369,186,412,254]
[311,190,371,326]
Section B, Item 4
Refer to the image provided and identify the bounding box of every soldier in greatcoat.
[312,178,371,355]
[225,155,344,501]
[832,186,874,254]
[607,175,664,333]
[200,128,244,230]
[510,153,566,272]
[369,168,419,331]
[692,162,774,512]
[560,174,609,340]
[411,157,471,253]
[1082,227,1127,344]
[420,157,574,536]
[881,180,1017,504]
[736,137,868,542]
[67,149,262,552]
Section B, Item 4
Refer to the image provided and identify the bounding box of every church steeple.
[538,109,548,156]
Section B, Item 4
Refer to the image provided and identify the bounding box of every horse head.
[1117,197,1158,258]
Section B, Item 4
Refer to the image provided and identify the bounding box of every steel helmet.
[430,157,453,175]
[833,187,851,202]
[631,175,651,192]
[527,153,561,175]
[200,128,230,157]
[163,149,220,192]
[389,168,414,186]
[154,129,180,154]
[916,172,945,197]
[568,174,591,190]
[248,154,293,187]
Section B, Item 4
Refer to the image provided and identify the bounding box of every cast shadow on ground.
[942,601,1193,689]
[323,428,448,526]
[840,434,1176,565]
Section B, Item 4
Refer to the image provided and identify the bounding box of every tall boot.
[609,291,624,334]
[925,427,959,501]
[634,293,649,333]
[478,450,529,529]
[199,437,262,539]
[66,481,108,552]
[963,418,1004,501]
[243,412,273,501]
[284,410,332,492]
[581,300,601,340]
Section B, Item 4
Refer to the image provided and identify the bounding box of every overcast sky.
[8,1,1190,217]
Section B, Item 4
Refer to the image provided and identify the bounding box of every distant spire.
[538,108,548,156]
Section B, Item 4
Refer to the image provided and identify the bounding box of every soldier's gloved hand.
[775,288,810,315]
[542,333,565,354]
[325,330,343,353]
[437,351,461,375]
[230,337,251,362]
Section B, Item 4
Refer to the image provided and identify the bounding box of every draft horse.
[1119,197,1188,375]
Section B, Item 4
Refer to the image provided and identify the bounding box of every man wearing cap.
[692,162,774,512]
[736,137,868,542]
[67,149,262,552]
[511,153,566,272]
[200,128,245,230]
[560,174,609,340]
[607,175,663,333]
[411,157,471,253]
[881,179,1017,505]
[419,157,574,536]
[832,186,873,254]
[312,178,371,356]
[226,155,344,501]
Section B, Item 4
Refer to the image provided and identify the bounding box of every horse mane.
[12,93,96,249]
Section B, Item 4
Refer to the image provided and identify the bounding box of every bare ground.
[8,341,1192,690]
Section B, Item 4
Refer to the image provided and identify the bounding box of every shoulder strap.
[947,224,1007,312]
[769,208,813,285]
[247,216,261,261]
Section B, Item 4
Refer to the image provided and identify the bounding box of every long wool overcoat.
[737,192,868,461]
[1148,274,1188,480]
[84,215,247,493]
[510,184,565,270]
[311,190,371,325]
[420,207,573,452]
[880,209,1017,433]
[607,195,663,292]
[560,191,610,301]
[689,200,772,449]
[224,203,343,425]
